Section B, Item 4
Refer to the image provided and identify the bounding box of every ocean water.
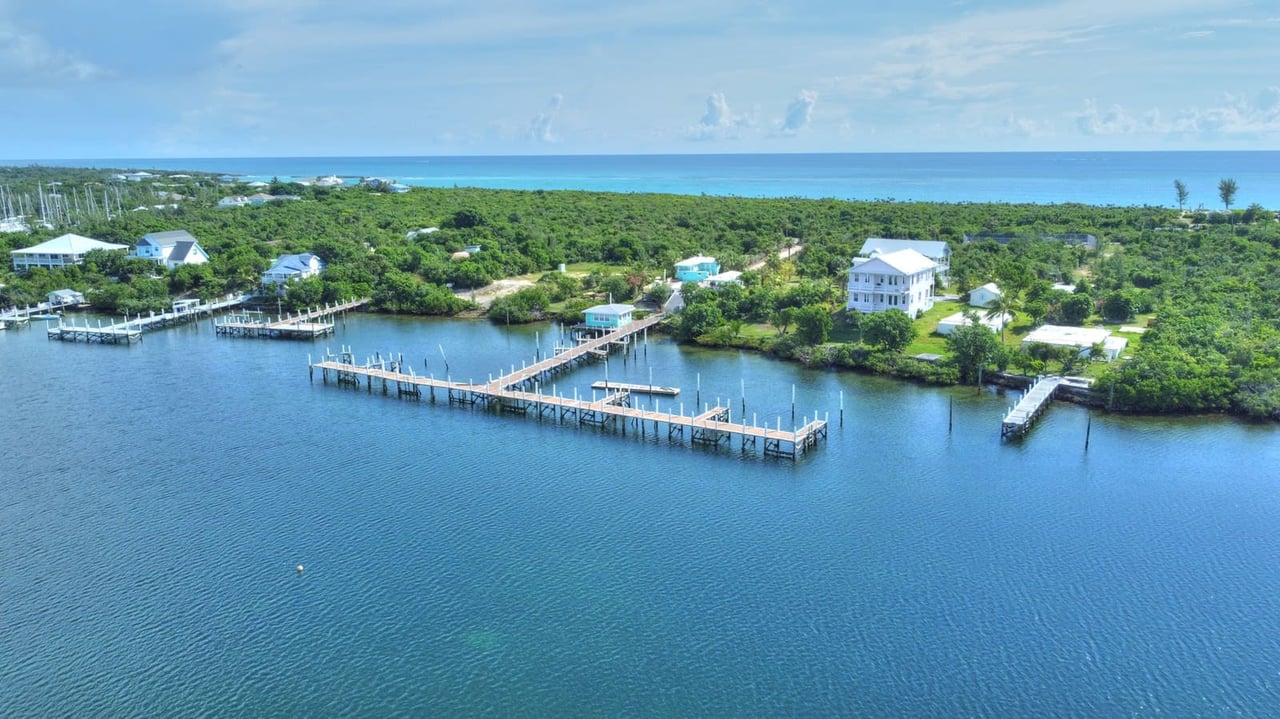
[21,151,1280,207]
[2,316,1278,716]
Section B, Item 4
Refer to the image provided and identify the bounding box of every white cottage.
[1022,324,1128,361]
[262,253,326,289]
[846,249,937,317]
[968,282,1003,308]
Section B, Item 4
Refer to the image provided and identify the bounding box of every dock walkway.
[215,297,369,339]
[309,314,828,460]
[46,294,247,344]
[1001,375,1064,439]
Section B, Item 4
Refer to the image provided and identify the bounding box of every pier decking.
[214,298,369,339]
[46,294,247,344]
[590,381,679,396]
[309,314,828,460]
[1001,375,1064,439]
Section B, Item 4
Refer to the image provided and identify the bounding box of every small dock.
[46,294,247,344]
[309,314,828,461]
[590,380,679,396]
[1001,375,1064,439]
[214,298,369,339]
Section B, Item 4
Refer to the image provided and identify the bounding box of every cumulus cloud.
[0,22,105,84]
[1077,89,1280,138]
[528,93,563,143]
[776,90,817,136]
[686,92,751,141]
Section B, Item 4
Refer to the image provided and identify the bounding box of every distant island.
[2,164,1277,420]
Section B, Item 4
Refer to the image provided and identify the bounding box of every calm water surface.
[1,315,1277,716]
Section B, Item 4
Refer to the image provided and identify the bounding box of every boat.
[591,380,680,396]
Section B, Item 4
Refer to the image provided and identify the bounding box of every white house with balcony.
[10,233,128,272]
[846,248,937,317]
[133,230,210,270]
[262,253,325,291]
[859,238,950,283]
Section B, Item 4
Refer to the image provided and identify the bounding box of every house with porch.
[846,248,937,317]
[47,289,85,307]
[133,230,210,270]
[262,253,326,292]
[11,233,128,272]
[859,238,950,283]
[674,256,720,282]
[582,303,635,331]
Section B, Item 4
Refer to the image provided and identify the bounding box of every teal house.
[582,303,635,330]
[674,255,720,282]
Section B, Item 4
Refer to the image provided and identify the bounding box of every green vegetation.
[2,164,1278,419]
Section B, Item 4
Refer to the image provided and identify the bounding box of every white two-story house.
[846,249,937,317]
[859,238,950,285]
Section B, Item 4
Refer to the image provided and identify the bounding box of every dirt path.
[454,278,535,309]
[746,243,804,271]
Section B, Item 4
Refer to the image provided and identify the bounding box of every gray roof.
[141,229,197,248]
[168,240,203,263]
[267,253,324,274]
[860,238,950,258]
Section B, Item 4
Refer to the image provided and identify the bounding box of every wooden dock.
[1001,375,1064,439]
[309,316,828,461]
[590,380,679,396]
[214,298,369,339]
[46,294,247,344]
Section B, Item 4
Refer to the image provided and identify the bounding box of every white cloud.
[1076,98,1139,135]
[0,21,105,84]
[686,92,751,141]
[1076,88,1280,139]
[529,94,563,143]
[776,90,817,136]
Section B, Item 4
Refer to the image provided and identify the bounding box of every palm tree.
[984,288,1018,342]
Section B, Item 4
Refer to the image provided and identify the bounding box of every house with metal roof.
[1022,324,1128,361]
[674,256,720,282]
[47,288,85,307]
[846,248,937,317]
[134,230,210,270]
[582,303,635,330]
[10,233,128,272]
[968,282,1003,308]
[859,238,950,281]
[262,253,326,290]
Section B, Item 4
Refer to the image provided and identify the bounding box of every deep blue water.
[17,151,1280,207]
[1,316,1277,716]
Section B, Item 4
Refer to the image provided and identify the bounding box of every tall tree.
[1219,177,1238,217]
[1173,179,1188,212]
[983,289,1018,342]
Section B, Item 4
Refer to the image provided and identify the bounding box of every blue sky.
[3,0,1278,158]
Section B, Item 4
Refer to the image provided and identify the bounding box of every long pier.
[1001,375,1064,439]
[46,294,247,344]
[2,299,78,328]
[214,297,370,339]
[309,315,828,460]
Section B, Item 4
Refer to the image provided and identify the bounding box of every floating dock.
[1001,375,1064,439]
[590,380,679,396]
[309,314,828,461]
[46,294,247,344]
[214,298,369,339]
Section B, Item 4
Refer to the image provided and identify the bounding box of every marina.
[310,313,828,460]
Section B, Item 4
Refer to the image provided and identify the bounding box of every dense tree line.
[1,169,1277,419]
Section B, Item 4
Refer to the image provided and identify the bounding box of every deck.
[215,298,369,339]
[46,294,247,344]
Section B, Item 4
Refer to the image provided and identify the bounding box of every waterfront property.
[46,294,247,344]
[859,238,951,282]
[133,230,210,269]
[674,256,721,282]
[214,298,369,339]
[582,303,635,331]
[1001,375,1064,439]
[1022,324,1127,360]
[846,248,937,317]
[10,233,128,272]
[47,288,85,307]
[262,253,326,291]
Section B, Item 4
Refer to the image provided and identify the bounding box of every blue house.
[582,303,635,330]
[674,255,720,282]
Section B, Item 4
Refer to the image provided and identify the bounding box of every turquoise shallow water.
[1,316,1278,715]
[21,151,1280,207]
